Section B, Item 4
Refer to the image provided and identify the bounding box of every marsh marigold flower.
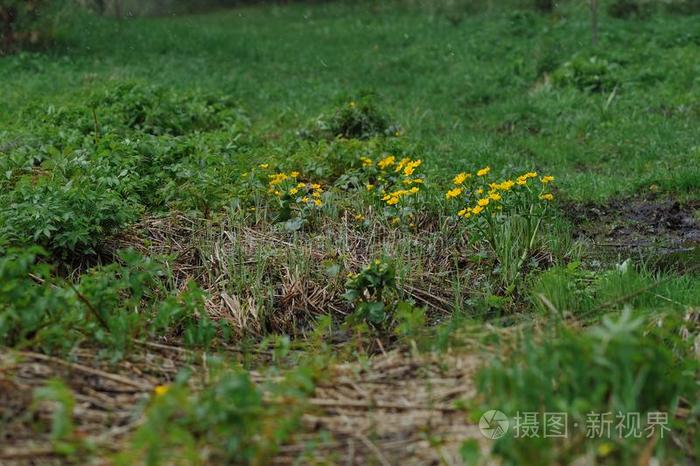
[378,155,396,170]
[539,193,554,201]
[446,187,462,199]
[540,175,554,184]
[477,166,491,177]
[403,160,422,176]
[477,198,489,207]
[453,172,471,185]
[154,385,170,397]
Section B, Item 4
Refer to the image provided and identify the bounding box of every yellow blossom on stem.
[539,193,554,201]
[378,155,396,170]
[259,164,269,169]
[477,166,491,177]
[403,160,422,176]
[540,175,554,184]
[472,205,484,215]
[395,158,410,172]
[154,385,170,397]
[489,192,502,201]
[268,173,289,186]
[446,187,463,199]
[477,198,490,207]
[453,172,471,185]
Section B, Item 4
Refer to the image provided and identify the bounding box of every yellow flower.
[311,183,321,190]
[289,187,299,195]
[471,205,484,215]
[314,199,322,206]
[268,173,289,186]
[457,208,468,217]
[446,187,463,199]
[312,191,321,198]
[391,217,400,225]
[259,164,269,169]
[378,155,396,170]
[477,198,490,207]
[297,182,306,188]
[354,214,365,221]
[403,160,422,176]
[525,171,538,179]
[409,186,419,193]
[395,158,410,172]
[499,180,515,190]
[154,385,170,397]
[539,193,554,201]
[366,183,375,191]
[301,196,309,203]
[386,197,400,205]
[477,166,491,177]
[453,172,471,185]
[360,157,373,167]
[516,176,527,186]
[476,188,484,195]
[597,442,614,457]
[489,192,502,201]
[540,175,554,184]
[290,171,300,178]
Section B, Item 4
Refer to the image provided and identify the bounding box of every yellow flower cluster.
[382,186,420,206]
[266,171,324,207]
[376,155,423,177]
[448,167,555,219]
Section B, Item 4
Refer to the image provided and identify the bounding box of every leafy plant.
[343,258,400,326]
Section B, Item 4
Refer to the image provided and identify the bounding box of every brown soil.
[567,197,700,261]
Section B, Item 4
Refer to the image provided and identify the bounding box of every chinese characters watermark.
[478,410,670,439]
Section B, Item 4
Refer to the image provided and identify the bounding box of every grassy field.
[1,1,699,465]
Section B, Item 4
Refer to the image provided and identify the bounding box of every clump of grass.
[477,309,699,464]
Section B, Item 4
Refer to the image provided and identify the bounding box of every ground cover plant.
[1,0,699,464]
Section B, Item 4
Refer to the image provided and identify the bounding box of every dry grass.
[110,210,486,338]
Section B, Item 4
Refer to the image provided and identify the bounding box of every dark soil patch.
[567,197,700,270]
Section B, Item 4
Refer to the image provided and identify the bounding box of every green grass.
[2,2,700,201]
[1,2,699,465]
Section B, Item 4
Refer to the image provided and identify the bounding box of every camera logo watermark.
[478,410,510,439]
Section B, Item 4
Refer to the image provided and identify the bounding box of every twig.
[16,350,152,391]
[0,447,58,460]
[353,432,392,466]
[66,282,110,332]
[92,107,100,144]
[308,398,459,412]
